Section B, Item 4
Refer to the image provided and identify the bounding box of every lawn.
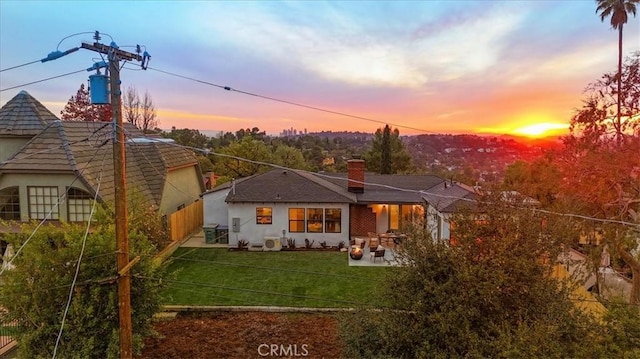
[161,248,392,308]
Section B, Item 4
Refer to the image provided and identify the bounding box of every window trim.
[288,208,305,233]
[324,208,341,233]
[306,208,323,233]
[67,187,94,222]
[0,186,20,221]
[27,186,59,220]
[256,207,273,225]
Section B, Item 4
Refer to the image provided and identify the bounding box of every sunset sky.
[1,1,638,137]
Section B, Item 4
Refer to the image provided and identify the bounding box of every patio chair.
[368,237,379,252]
[370,245,386,263]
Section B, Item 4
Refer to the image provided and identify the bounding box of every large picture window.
[307,208,323,233]
[67,187,93,222]
[256,207,272,225]
[324,208,341,233]
[288,208,305,232]
[28,186,59,220]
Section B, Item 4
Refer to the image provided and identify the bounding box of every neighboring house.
[0,91,205,233]
[203,158,478,247]
[422,182,479,241]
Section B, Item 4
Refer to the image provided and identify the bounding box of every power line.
[137,135,640,229]
[0,69,86,92]
[135,275,361,306]
[0,59,42,73]
[52,151,107,359]
[147,66,439,134]
[0,144,110,277]
[164,256,365,280]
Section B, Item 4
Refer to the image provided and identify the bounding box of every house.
[203,158,477,247]
[0,91,204,232]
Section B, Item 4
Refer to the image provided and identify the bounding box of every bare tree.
[123,85,158,133]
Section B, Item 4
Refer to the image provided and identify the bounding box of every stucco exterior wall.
[203,188,230,227]
[160,166,203,215]
[424,204,451,240]
[0,173,92,222]
[227,202,350,248]
[0,137,30,163]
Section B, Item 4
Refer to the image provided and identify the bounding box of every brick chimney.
[347,159,365,193]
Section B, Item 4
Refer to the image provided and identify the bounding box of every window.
[307,208,323,233]
[389,204,400,231]
[289,208,305,232]
[67,187,93,222]
[28,186,59,220]
[325,208,341,233]
[256,207,272,225]
[0,187,20,220]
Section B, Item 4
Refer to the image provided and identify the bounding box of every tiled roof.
[0,121,200,209]
[226,169,357,203]
[0,91,59,136]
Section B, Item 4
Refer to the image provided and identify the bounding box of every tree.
[341,195,607,358]
[596,0,639,145]
[162,127,209,149]
[60,84,111,122]
[503,155,562,207]
[0,203,169,358]
[380,125,392,174]
[560,53,640,304]
[364,126,413,174]
[213,136,275,178]
[272,144,310,171]
[123,85,158,133]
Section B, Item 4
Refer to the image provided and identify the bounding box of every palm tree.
[595,0,639,144]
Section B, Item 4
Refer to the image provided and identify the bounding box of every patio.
[347,237,399,267]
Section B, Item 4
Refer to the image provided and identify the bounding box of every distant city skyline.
[1,1,638,138]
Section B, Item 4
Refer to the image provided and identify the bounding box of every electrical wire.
[147,66,440,134]
[120,126,201,200]
[0,142,111,276]
[135,275,361,306]
[52,151,107,359]
[0,69,86,92]
[0,59,42,73]
[164,256,365,280]
[133,134,640,229]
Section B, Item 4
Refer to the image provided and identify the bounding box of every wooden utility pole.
[81,35,145,359]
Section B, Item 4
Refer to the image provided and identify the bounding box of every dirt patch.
[137,311,344,359]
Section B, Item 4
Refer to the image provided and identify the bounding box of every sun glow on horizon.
[512,122,569,138]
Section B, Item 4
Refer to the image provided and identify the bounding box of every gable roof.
[0,121,201,209]
[225,169,357,204]
[224,169,450,205]
[322,173,445,204]
[0,90,59,136]
[422,182,479,213]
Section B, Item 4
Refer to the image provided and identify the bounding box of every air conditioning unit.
[263,237,282,251]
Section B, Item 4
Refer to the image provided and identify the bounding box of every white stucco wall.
[203,188,230,227]
[227,202,350,248]
[424,204,451,241]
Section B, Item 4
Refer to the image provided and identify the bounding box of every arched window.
[67,187,94,222]
[0,187,20,220]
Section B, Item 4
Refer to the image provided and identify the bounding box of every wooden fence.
[168,200,203,242]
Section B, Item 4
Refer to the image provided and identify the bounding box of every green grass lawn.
[161,248,392,308]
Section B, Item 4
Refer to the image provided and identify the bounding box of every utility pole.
[81,32,147,359]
